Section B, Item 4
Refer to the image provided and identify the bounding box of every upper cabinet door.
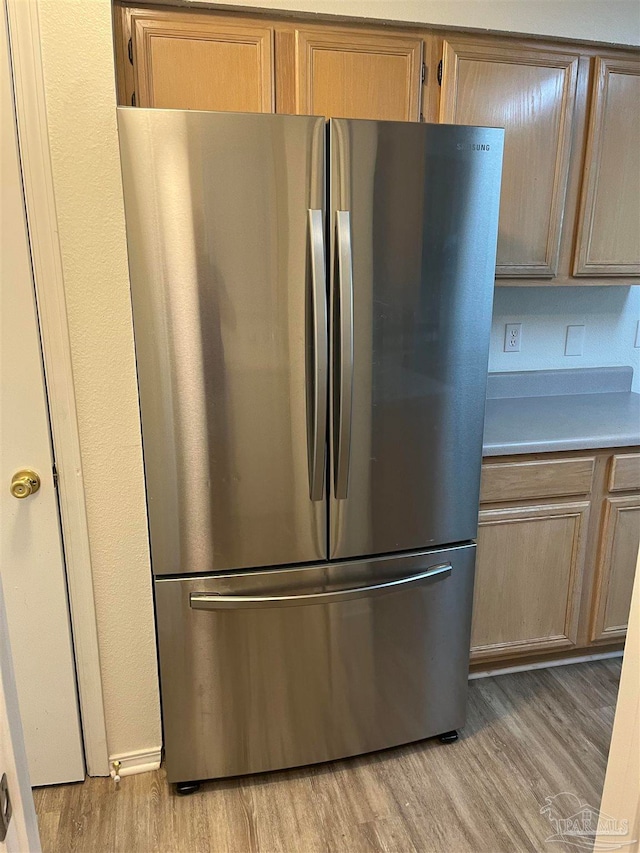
[130,11,274,111]
[574,57,640,277]
[440,39,579,277]
[292,28,423,121]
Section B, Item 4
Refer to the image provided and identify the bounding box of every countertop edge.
[483,434,640,457]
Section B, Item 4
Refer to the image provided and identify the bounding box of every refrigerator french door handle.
[307,210,328,501]
[334,210,354,500]
[189,563,452,610]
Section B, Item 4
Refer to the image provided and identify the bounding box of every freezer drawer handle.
[334,210,354,500]
[307,209,328,501]
[189,563,452,610]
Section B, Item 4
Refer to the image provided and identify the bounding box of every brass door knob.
[10,469,41,499]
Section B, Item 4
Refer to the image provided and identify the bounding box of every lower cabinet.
[590,496,640,641]
[471,448,640,667]
[472,502,588,662]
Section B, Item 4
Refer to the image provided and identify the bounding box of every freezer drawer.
[155,544,476,783]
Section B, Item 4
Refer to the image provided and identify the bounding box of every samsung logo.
[456,143,491,151]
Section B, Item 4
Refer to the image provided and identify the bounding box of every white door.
[0,576,41,853]
[1,9,84,785]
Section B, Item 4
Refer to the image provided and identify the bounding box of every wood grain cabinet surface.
[471,501,588,661]
[127,10,275,112]
[480,456,595,503]
[439,38,579,278]
[574,57,640,276]
[590,497,640,641]
[609,453,640,492]
[288,27,423,121]
[475,448,640,668]
[118,8,425,122]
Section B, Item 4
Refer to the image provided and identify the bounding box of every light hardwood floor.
[34,659,620,853]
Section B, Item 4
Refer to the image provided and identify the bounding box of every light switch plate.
[634,320,640,348]
[565,325,585,357]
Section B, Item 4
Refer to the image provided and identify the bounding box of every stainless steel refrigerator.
[117,108,504,790]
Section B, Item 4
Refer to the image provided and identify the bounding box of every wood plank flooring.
[34,659,621,853]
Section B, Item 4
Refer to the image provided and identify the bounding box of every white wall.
[189,0,640,45]
[33,0,639,767]
[37,0,161,765]
[489,286,640,390]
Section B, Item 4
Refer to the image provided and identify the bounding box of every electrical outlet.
[504,323,521,353]
[565,325,585,356]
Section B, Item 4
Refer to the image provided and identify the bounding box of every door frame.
[4,0,109,776]
[0,575,41,852]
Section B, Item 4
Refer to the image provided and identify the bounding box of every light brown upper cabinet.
[114,6,639,285]
[573,57,640,276]
[283,27,423,121]
[440,39,579,278]
[125,9,274,112]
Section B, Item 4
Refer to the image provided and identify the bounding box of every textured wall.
[187,0,640,45]
[34,0,638,766]
[38,1,161,762]
[490,287,640,390]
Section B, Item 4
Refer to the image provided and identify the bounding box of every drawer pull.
[189,564,452,610]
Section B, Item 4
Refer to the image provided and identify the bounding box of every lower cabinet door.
[154,545,475,783]
[471,501,590,662]
[590,496,640,641]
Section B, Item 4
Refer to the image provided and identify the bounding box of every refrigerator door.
[118,109,328,575]
[155,544,476,783]
[329,120,504,559]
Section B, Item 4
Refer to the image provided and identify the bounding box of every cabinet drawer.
[480,457,595,503]
[609,453,640,492]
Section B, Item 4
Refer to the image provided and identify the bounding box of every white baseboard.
[109,747,162,777]
[469,649,624,680]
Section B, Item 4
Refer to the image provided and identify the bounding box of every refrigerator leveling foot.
[176,781,201,796]
[437,730,459,744]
